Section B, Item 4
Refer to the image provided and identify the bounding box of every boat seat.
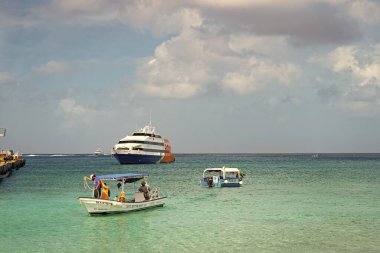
[135,192,145,202]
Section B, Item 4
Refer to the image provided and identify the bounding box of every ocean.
[0,154,379,253]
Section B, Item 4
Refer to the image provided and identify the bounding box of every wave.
[25,154,79,157]
[24,153,116,158]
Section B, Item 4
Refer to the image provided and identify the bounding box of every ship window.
[118,140,164,146]
[133,133,149,136]
[132,133,162,138]
[130,148,165,152]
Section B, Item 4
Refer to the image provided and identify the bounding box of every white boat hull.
[79,197,166,215]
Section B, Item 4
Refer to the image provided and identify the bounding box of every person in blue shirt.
[90,174,102,198]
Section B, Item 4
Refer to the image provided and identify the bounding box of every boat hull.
[113,153,162,164]
[79,197,166,215]
[160,153,175,163]
[200,178,243,188]
[160,139,175,163]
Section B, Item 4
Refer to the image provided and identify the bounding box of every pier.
[0,151,26,182]
[0,128,26,181]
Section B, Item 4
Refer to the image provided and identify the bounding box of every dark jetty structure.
[0,151,26,182]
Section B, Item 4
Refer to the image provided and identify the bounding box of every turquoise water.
[1,154,379,253]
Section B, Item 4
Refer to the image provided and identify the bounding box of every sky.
[1,0,380,154]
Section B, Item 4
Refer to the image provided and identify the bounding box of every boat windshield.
[203,169,222,178]
[203,168,240,178]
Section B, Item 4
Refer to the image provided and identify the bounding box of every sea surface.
[0,154,379,253]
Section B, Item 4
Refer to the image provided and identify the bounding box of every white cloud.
[58,98,104,127]
[227,34,291,58]
[133,25,301,99]
[134,30,215,98]
[33,61,68,74]
[222,57,301,94]
[328,46,360,73]
[124,7,203,36]
[311,44,380,116]
[348,0,380,25]
[222,72,255,94]
[315,45,380,87]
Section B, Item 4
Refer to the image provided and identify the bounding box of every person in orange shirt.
[118,191,126,202]
[100,182,110,200]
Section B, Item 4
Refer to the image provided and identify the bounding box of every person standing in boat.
[100,182,110,200]
[138,181,150,200]
[86,174,102,198]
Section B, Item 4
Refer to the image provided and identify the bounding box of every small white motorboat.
[94,148,103,156]
[200,167,243,188]
[79,173,166,215]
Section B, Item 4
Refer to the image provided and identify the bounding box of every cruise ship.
[112,123,175,164]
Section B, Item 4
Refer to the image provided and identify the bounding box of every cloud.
[3,0,378,109]
[222,57,301,94]
[311,43,380,116]
[348,0,380,25]
[33,61,68,74]
[58,98,104,127]
[193,0,348,9]
[3,0,370,45]
[141,82,201,99]
[201,2,361,45]
[120,5,203,36]
[134,30,215,98]
[227,34,291,58]
[314,44,380,87]
[29,0,202,36]
[133,27,300,99]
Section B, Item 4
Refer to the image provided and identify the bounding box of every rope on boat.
[83,177,94,191]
